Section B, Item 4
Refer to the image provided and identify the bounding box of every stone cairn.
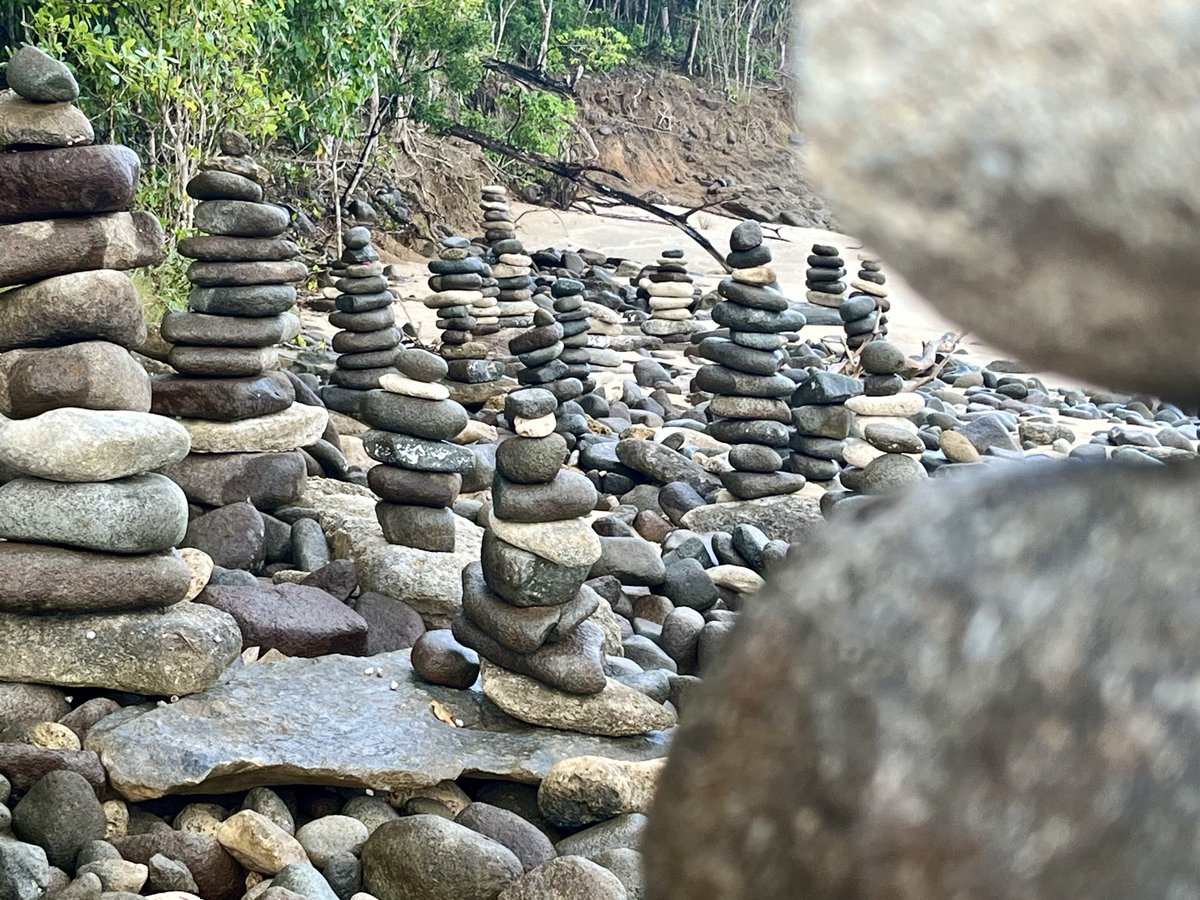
[695,220,807,500]
[840,340,927,493]
[552,276,596,394]
[479,183,530,335]
[158,129,328,511]
[425,237,506,391]
[512,306,591,447]
[453,387,613,716]
[360,349,472,552]
[322,225,400,414]
[805,242,846,312]
[841,254,890,349]
[0,47,240,695]
[788,369,863,483]
[640,249,699,344]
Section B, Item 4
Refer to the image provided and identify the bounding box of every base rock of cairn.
[158,130,321,513]
[453,388,674,736]
[362,349,471,551]
[639,249,701,343]
[0,48,240,695]
[322,226,400,415]
[698,220,807,500]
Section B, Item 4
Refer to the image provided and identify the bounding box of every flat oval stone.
[505,389,557,421]
[0,145,140,224]
[168,346,277,378]
[692,365,795,399]
[186,260,306,287]
[712,301,805,334]
[157,450,306,509]
[361,392,468,442]
[150,372,294,422]
[510,322,565,356]
[708,395,792,424]
[864,422,926,454]
[337,349,399,370]
[189,285,297,318]
[479,532,591,608]
[396,349,448,383]
[0,543,192,612]
[845,393,926,417]
[180,403,328,454]
[0,270,146,351]
[336,290,394,313]
[193,201,288,238]
[0,211,163,289]
[362,430,477,474]
[698,338,785,376]
[333,328,400,354]
[487,509,603,568]
[728,443,784,473]
[178,235,299,262]
[709,418,791,448]
[3,340,151,418]
[330,306,396,332]
[380,374,450,401]
[492,469,599,523]
[186,171,263,202]
[718,470,807,500]
[161,311,288,347]
[368,466,461,508]
[0,408,190,482]
[0,473,188,553]
[716,280,790,311]
[6,46,79,102]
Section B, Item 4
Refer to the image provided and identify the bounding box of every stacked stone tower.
[425,237,505,392]
[640,249,699,344]
[0,47,240,695]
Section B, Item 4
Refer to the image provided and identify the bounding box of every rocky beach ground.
[1,42,1198,900]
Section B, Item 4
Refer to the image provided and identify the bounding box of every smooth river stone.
[150,372,295,421]
[480,530,591,607]
[188,285,297,318]
[480,662,676,737]
[453,614,608,696]
[362,430,476,474]
[716,279,789,311]
[711,301,805,334]
[333,327,400,354]
[485,509,603,568]
[0,211,163,289]
[0,91,92,150]
[193,200,289,238]
[161,311,288,347]
[0,270,146,351]
[157,451,307,510]
[168,346,277,378]
[707,395,791,424]
[368,466,462,508]
[330,306,395,332]
[495,433,567,484]
[0,341,151,418]
[185,170,263,202]
[360,392,468,442]
[0,543,192,613]
[691,365,795,399]
[179,404,327,454]
[844,392,926,417]
[698,338,786,376]
[0,145,141,224]
[492,469,599,523]
[461,562,598,654]
[177,234,299,262]
[0,602,241,695]
[6,46,79,102]
[186,260,307,287]
[0,473,189,554]
[376,503,457,552]
[0,408,190,482]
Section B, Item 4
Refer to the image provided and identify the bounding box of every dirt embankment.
[574,68,835,229]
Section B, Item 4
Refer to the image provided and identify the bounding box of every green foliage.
[548,25,631,78]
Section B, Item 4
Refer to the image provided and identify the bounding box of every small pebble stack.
[159,130,327,510]
[840,340,929,493]
[425,237,506,388]
[323,226,399,412]
[361,349,473,551]
[805,242,846,309]
[0,47,240,695]
[788,369,864,482]
[553,276,597,393]
[840,254,890,349]
[696,220,807,499]
[639,249,700,344]
[511,308,591,446]
[479,184,528,334]
[453,388,621,725]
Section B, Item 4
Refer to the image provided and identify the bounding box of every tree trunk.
[536,0,554,71]
[685,17,700,74]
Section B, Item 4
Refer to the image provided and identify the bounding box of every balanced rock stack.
[512,308,591,444]
[455,388,669,735]
[553,276,597,393]
[156,130,327,509]
[839,340,927,492]
[788,369,864,483]
[0,47,240,695]
[477,184,527,335]
[323,225,400,414]
[841,255,890,349]
[640,249,700,344]
[805,242,846,310]
[361,349,472,552]
[425,237,505,388]
[696,220,807,500]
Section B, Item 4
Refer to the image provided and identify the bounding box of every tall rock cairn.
[322,225,400,415]
[425,237,506,390]
[478,183,532,335]
[158,129,326,510]
[696,220,807,500]
[0,47,240,695]
[511,306,591,445]
[805,242,846,311]
[639,248,699,344]
[361,349,472,552]
[841,254,890,348]
[552,276,596,394]
[453,387,608,703]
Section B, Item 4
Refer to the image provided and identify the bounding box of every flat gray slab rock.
[87,649,670,802]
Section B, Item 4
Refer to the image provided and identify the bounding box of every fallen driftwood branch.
[483,59,576,97]
[445,123,731,271]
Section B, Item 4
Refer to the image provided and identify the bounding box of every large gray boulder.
[645,465,1200,898]
[800,0,1200,400]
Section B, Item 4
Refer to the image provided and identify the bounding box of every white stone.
[842,436,886,468]
[424,290,482,308]
[499,253,532,266]
[646,282,694,299]
[492,264,531,278]
[653,309,694,320]
[649,295,694,310]
[845,392,926,417]
[379,374,450,401]
[181,404,327,454]
[216,810,308,874]
[850,415,920,440]
[707,564,766,593]
[178,547,214,601]
[515,413,556,438]
[731,266,777,286]
[851,279,888,297]
[806,290,845,308]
